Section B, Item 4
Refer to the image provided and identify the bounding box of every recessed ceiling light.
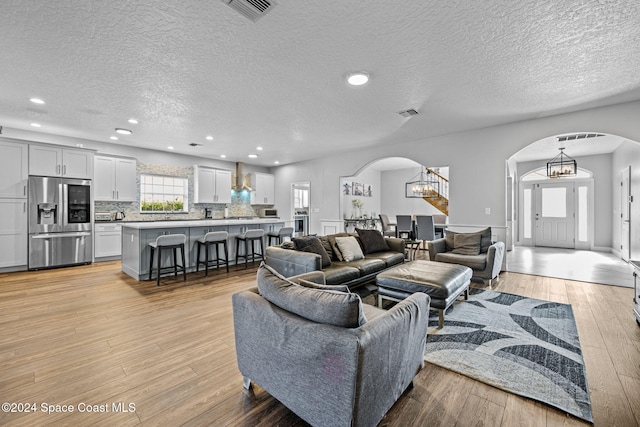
[30,98,45,104]
[127,118,138,124]
[206,135,214,141]
[256,146,263,151]
[274,161,280,165]
[248,154,258,158]
[220,154,226,158]
[110,136,118,140]
[30,123,42,128]
[347,72,369,86]
[115,128,132,135]
[167,146,174,150]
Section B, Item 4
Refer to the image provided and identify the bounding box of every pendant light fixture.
[546,147,577,178]
[405,167,439,198]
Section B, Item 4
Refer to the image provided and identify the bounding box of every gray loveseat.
[265,231,405,289]
[233,263,430,427]
[427,227,504,287]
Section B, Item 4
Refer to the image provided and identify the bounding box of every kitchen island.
[121,218,285,280]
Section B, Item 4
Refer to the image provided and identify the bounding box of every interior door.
[535,182,575,248]
[621,166,631,261]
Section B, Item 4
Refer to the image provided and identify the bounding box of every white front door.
[620,166,631,261]
[535,182,575,248]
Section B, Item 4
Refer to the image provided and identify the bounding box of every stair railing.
[426,168,448,200]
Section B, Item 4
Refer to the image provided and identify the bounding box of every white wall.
[612,140,640,259]
[516,153,613,249]
[273,100,640,239]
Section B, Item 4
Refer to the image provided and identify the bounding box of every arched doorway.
[338,157,449,224]
[508,131,637,260]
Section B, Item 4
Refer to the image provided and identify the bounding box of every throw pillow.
[293,236,332,268]
[256,263,366,327]
[297,279,350,293]
[355,228,389,254]
[335,236,365,262]
[327,233,351,262]
[445,227,492,253]
[319,236,335,260]
[451,232,482,255]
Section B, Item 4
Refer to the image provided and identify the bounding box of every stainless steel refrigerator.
[28,176,93,269]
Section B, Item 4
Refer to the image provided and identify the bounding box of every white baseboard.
[593,246,615,254]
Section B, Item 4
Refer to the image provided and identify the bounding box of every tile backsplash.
[94,161,259,221]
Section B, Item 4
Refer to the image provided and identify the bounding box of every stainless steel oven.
[28,176,93,269]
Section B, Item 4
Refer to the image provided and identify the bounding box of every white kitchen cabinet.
[94,155,137,201]
[194,166,232,204]
[29,144,93,179]
[0,140,28,198]
[250,173,275,205]
[94,223,122,259]
[0,199,28,268]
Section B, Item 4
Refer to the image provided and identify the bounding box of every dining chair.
[415,215,436,249]
[395,215,414,239]
[432,214,447,238]
[378,214,396,237]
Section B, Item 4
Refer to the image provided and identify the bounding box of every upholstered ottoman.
[376,260,472,328]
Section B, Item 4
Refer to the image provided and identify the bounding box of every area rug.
[425,288,593,423]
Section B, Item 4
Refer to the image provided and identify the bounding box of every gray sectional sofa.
[265,231,406,289]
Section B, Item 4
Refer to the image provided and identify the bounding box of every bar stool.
[148,234,187,286]
[267,227,293,246]
[196,231,229,276]
[235,229,264,269]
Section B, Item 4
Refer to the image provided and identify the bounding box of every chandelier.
[405,168,439,198]
[546,147,577,178]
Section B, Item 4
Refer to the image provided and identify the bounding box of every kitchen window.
[140,174,189,213]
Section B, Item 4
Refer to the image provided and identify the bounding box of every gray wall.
[612,140,640,259]
[273,100,640,247]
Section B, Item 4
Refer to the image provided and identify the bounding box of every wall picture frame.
[352,182,363,196]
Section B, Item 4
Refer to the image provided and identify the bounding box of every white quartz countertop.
[120,218,284,229]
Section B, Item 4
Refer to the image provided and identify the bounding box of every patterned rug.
[425,288,593,423]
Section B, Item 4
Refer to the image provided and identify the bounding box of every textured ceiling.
[1,0,640,166]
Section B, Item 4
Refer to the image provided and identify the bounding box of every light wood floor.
[1,254,639,426]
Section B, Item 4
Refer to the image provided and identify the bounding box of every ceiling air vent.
[222,0,276,22]
[189,143,203,147]
[557,133,605,142]
[398,108,419,118]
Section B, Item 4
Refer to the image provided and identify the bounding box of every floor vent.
[398,108,419,118]
[222,0,276,22]
[557,133,605,142]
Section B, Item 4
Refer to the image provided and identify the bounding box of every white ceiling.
[2,1,640,166]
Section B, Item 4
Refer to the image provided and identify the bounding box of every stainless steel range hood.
[232,162,252,192]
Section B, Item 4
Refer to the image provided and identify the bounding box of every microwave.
[260,208,278,218]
